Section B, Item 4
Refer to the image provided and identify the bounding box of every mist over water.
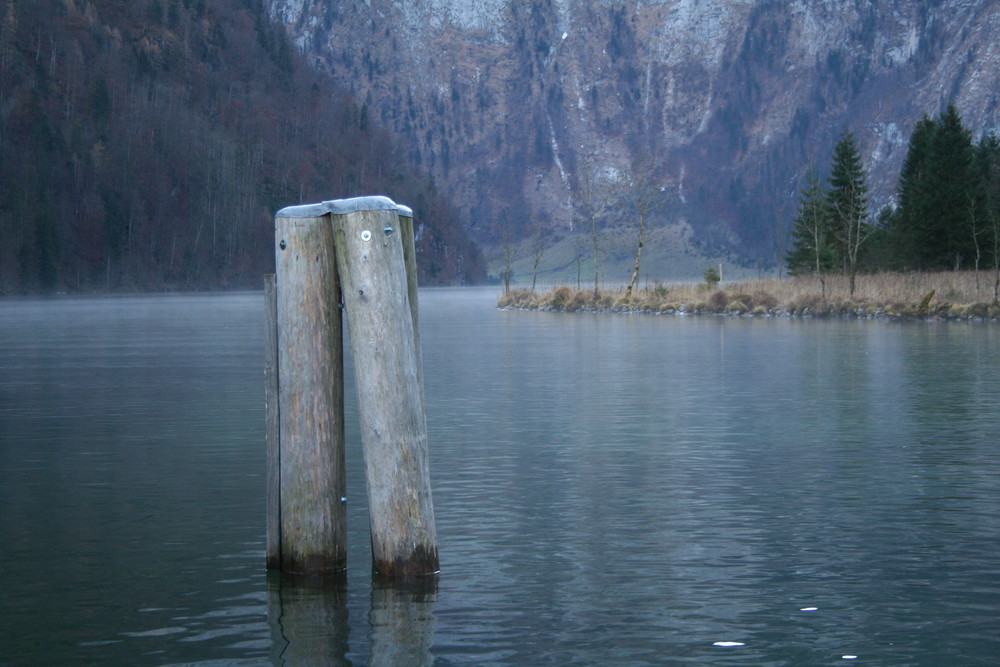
[1,289,998,665]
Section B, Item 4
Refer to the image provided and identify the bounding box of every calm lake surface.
[1,287,998,666]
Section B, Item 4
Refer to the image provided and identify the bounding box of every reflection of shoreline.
[370,575,439,667]
[267,571,349,666]
[267,572,440,665]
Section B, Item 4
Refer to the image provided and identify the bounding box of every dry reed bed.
[498,272,1000,321]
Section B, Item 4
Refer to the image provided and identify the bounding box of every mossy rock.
[916,289,936,316]
[965,303,989,318]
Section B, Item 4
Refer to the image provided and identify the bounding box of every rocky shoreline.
[498,286,1000,323]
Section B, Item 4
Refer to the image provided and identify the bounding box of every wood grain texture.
[333,207,439,576]
[274,215,346,573]
[264,274,281,571]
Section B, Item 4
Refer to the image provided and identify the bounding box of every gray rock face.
[267,0,1000,259]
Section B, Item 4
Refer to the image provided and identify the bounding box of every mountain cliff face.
[267,0,1000,266]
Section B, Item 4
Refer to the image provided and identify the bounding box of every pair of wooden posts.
[265,196,438,576]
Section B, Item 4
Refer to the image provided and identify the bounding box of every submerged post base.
[373,543,440,578]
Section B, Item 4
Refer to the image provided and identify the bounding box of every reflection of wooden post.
[272,206,346,574]
[369,575,438,664]
[331,198,438,576]
[267,573,349,664]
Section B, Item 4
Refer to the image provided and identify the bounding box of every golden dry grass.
[497,271,1000,320]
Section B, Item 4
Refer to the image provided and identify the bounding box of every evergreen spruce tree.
[826,128,871,297]
[968,133,994,275]
[785,171,835,292]
[893,114,936,268]
[976,133,1000,301]
[863,205,900,270]
[922,104,978,269]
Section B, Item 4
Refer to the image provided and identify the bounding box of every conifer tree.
[968,133,993,276]
[893,114,936,268]
[785,170,835,294]
[826,128,871,297]
[976,133,1000,302]
[891,105,984,271]
[922,104,978,269]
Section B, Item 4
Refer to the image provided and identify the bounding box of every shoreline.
[497,273,1000,323]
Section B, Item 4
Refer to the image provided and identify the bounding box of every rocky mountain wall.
[268,0,1000,263]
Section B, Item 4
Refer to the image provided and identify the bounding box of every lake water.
[1,288,998,666]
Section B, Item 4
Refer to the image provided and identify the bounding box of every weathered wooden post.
[330,196,439,576]
[397,205,421,362]
[271,203,347,574]
[267,195,437,577]
[264,274,280,570]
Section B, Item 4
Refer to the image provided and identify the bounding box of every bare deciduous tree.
[500,212,513,296]
[529,222,546,292]
[575,164,608,299]
[621,156,668,302]
[827,129,871,299]
[574,236,588,290]
[991,203,1000,304]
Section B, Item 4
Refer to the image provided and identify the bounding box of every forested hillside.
[0,0,485,293]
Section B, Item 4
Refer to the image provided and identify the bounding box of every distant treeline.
[0,0,485,294]
[787,105,1000,294]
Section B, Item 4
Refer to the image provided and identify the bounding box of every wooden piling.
[397,206,421,363]
[331,197,439,576]
[264,274,280,571]
[273,206,346,574]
